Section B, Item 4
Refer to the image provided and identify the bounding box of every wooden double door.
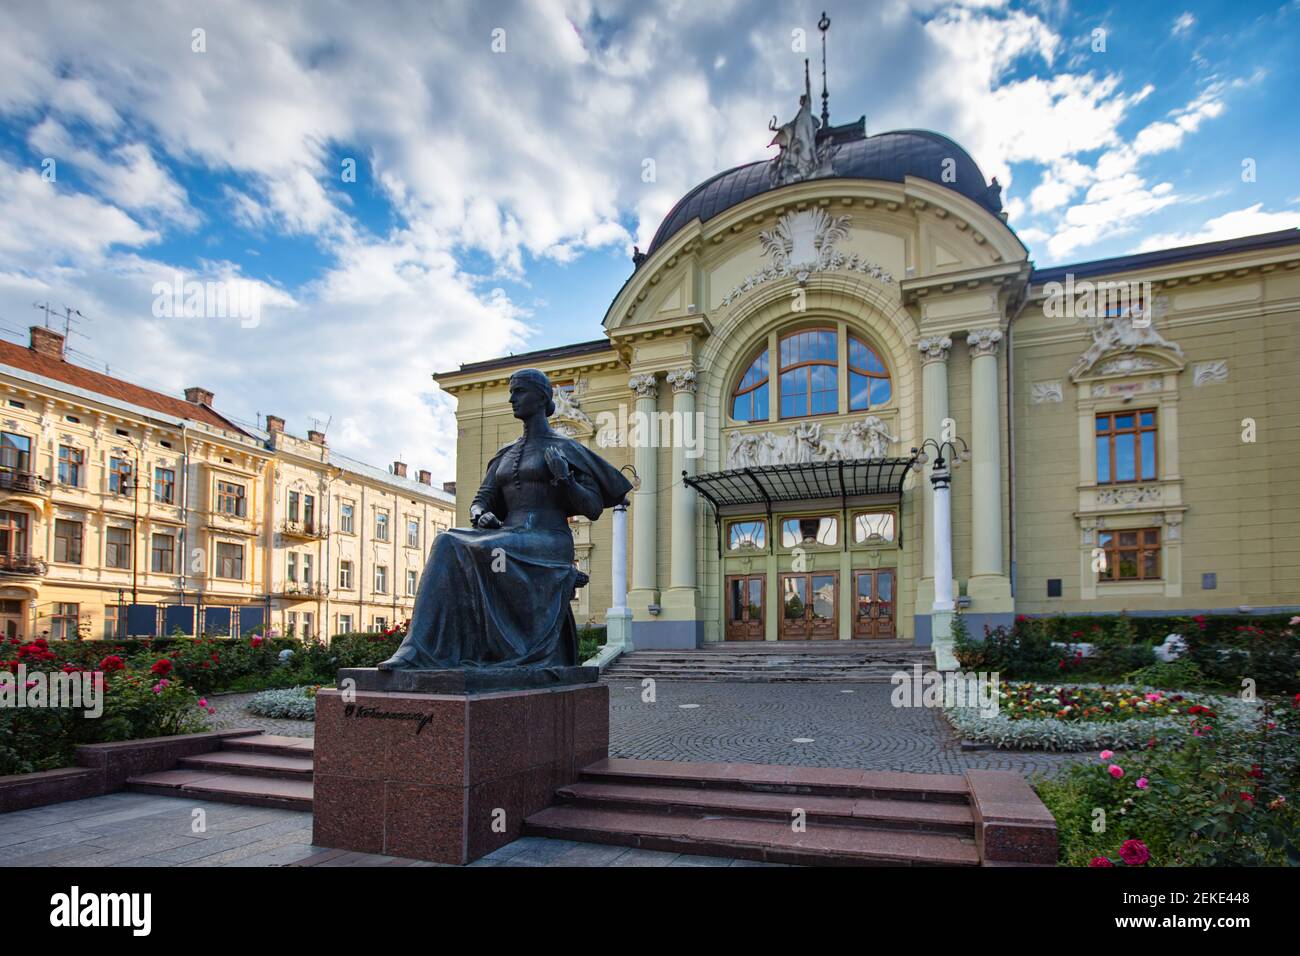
[779,571,837,640]
[725,575,765,641]
[852,569,895,639]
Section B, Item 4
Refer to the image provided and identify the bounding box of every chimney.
[30,326,66,360]
[265,414,285,434]
[392,461,408,478]
[307,429,326,445]
[442,481,457,496]
[417,469,432,485]
[185,386,215,406]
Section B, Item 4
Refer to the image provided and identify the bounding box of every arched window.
[731,350,769,422]
[848,336,891,410]
[778,329,837,418]
[729,327,893,423]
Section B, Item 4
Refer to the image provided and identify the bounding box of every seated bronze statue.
[378,368,632,670]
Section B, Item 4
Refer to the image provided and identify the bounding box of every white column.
[604,502,633,655]
[931,466,954,612]
[665,367,698,590]
[916,336,951,593]
[627,373,659,601]
[967,328,1003,578]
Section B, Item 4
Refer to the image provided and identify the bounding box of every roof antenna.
[818,11,831,129]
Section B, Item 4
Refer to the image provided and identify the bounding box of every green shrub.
[245,686,319,721]
[1124,657,1210,690]
[578,625,606,663]
[1035,696,1300,866]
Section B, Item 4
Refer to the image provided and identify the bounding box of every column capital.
[664,366,698,395]
[967,328,1003,358]
[628,373,659,399]
[917,336,953,364]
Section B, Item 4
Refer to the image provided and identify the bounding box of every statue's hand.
[473,510,501,529]
[544,446,571,484]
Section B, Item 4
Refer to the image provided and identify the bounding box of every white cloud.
[1135,204,1300,252]
[1172,12,1196,37]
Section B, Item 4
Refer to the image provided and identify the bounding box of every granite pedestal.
[311,668,608,865]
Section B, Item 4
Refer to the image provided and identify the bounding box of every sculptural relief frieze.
[726,416,898,469]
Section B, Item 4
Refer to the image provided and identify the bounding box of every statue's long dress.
[382,430,631,669]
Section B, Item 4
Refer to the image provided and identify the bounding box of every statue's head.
[508,367,556,420]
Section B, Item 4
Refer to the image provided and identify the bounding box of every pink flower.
[207,707,216,715]
[1099,750,1114,760]
[1088,857,1114,867]
[1136,777,1149,790]
[1108,764,1125,778]
[198,698,208,708]
[1118,839,1150,866]
[1144,693,1162,702]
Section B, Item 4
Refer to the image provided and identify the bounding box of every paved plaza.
[0,680,1095,867]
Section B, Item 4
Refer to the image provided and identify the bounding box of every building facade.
[436,93,1300,653]
[0,326,453,641]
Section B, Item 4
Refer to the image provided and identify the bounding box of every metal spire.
[818,11,831,129]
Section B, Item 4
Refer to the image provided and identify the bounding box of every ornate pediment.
[726,416,897,469]
[720,209,894,308]
[548,384,594,440]
[1070,309,1184,381]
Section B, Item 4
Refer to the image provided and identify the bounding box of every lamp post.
[913,437,970,670]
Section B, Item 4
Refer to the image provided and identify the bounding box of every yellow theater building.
[436,80,1300,659]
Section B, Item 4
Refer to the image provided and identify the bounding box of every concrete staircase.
[523,757,994,865]
[602,641,935,683]
[127,734,314,810]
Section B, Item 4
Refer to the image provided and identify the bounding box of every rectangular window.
[374,565,388,594]
[0,510,28,557]
[154,467,175,504]
[374,617,388,632]
[1097,527,1161,581]
[288,490,300,522]
[58,445,83,486]
[105,527,132,569]
[339,501,354,533]
[303,494,315,529]
[109,457,132,495]
[406,518,420,548]
[338,614,354,635]
[302,612,314,640]
[852,512,897,544]
[0,431,31,474]
[375,511,389,541]
[406,569,418,596]
[215,542,244,579]
[727,520,766,551]
[51,603,80,641]
[339,559,353,590]
[286,611,297,637]
[287,551,298,583]
[1095,409,1157,484]
[303,554,314,587]
[781,515,838,547]
[216,480,247,517]
[151,533,175,573]
[54,519,83,564]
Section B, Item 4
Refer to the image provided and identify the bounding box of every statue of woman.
[378,368,633,670]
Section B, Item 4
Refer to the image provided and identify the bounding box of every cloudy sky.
[0,0,1296,481]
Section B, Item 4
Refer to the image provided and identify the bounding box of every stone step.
[578,758,972,805]
[220,734,315,758]
[555,781,975,836]
[126,769,313,811]
[523,804,979,866]
[179,750,315,780]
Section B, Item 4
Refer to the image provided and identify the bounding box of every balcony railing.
[279,519,326,539]
[277,582,329,599]
[0,471,50,495]
[0,553,48,576]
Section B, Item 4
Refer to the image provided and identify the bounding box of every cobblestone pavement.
[606,681,1094,779]
[207,682,1095,778]
[204,691,314,737]
[0,794,761,867]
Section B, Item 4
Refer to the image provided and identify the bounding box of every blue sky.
[0,0,1296,477]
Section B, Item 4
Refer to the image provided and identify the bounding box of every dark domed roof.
[646,128,999,256]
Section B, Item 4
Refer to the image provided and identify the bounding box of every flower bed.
[1035,695,1300,866]
[945,681,1251,751]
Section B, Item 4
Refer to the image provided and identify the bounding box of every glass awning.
[683,457,919,510]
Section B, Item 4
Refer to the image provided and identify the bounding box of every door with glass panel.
[725,574,765,642]
[853,569,895,639]
[779,571,837,640]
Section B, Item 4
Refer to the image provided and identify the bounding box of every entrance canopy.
[684,457,918,510]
